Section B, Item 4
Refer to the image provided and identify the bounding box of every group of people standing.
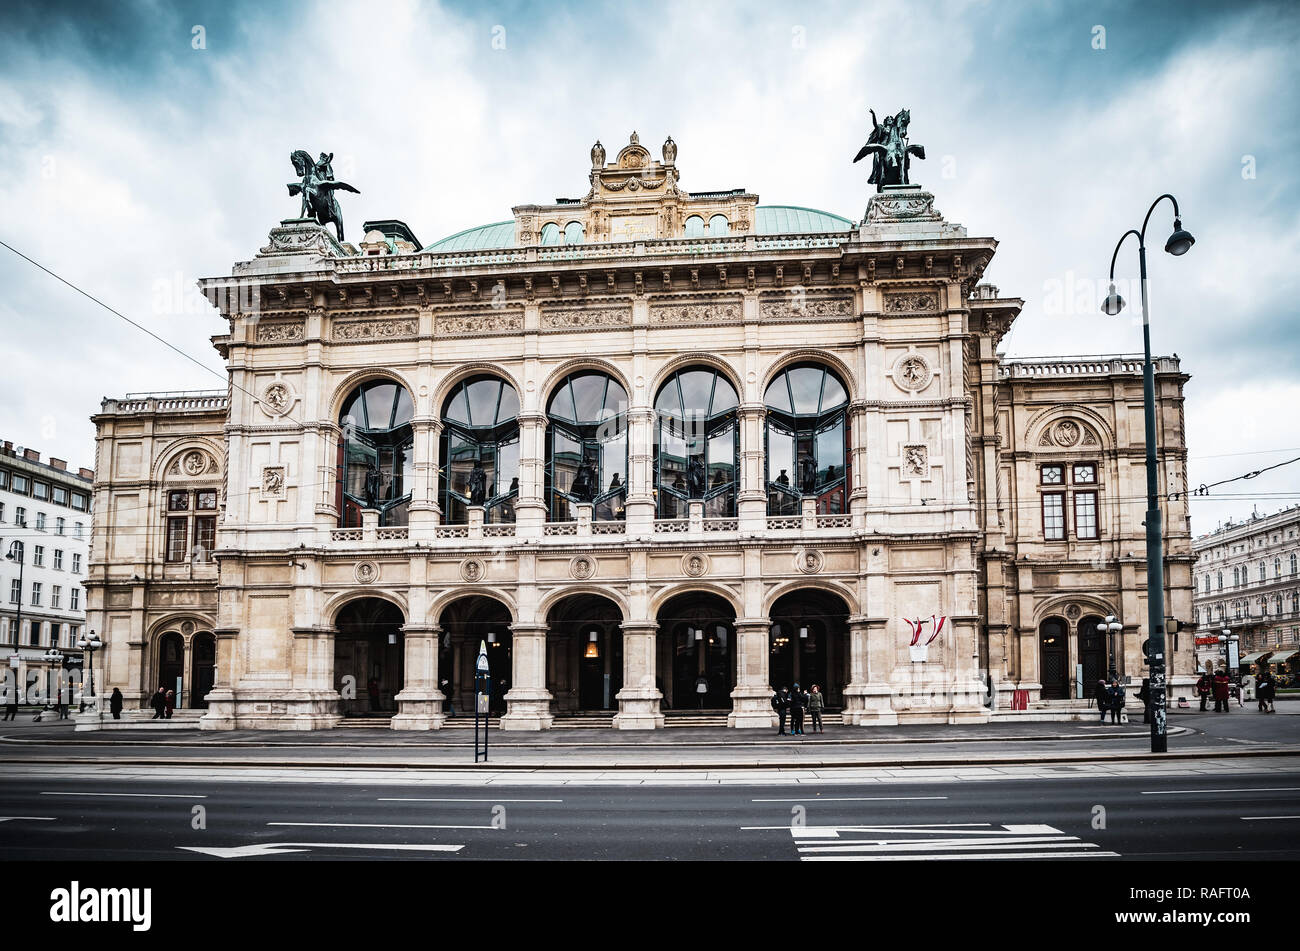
[771,684,826,735]
[1095,678,1128,723]
[1195,668,1278,713]
[149,685,176,720]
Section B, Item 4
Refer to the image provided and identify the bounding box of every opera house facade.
[84,132,1196,730]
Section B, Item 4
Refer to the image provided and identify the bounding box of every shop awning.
[1238,651,1271,664]
[1267,650,1298,664]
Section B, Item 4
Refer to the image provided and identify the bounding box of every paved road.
[2,764,1298,861]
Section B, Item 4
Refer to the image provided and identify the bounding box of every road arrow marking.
[179,842,464,859]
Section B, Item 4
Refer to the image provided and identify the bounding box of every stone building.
[0,441,94,701]
[84,132,1196,730]
[1192,506,1300,678]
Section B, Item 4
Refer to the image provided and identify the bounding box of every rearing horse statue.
[853,108,926,191]
[287,150,360,242]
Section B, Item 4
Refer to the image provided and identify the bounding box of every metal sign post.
[473,639,490,763]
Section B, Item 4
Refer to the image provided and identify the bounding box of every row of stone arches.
[151,627,217,709]
[1039,613,1114,700]
[329,586,851,724]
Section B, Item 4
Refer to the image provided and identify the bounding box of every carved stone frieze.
[255,321,306,343]
[332,317,419,341]
[435,311,523,336]
[650,301,740,324]
[542,307,631,330]
[882,292,940,314]
[758,295,854,320]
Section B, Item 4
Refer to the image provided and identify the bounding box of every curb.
[3,746,1295,772]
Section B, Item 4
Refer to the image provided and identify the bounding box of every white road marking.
[797,837,1090,853]
[803,850,1119,861]
[1240,815,1300,821]
[377,798,563,803]
[750,796,947,803]
[179,841,464,859]
[267,821,496,830]
[770,822,1121,861]
[0,816,56,822]
[1141,787,1300,795]
[41,791,206,799]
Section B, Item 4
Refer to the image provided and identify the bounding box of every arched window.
[1207,575,1214,594]
[1291,553,1297,576]
[708,214,729,236]
[764,363,850,515]
[563,221,585,244]
[1276,557,1282,578]
[684,215,705,238]
[1217,572,1223,591]
[653,367,739,519]
[439,375,521,524]
[1232,567,1239,587]
[337,379,414,527]
[540,222,562,246]
[1292,590,1298,614]
[546,371,628,521]
[1260,561,1267,582]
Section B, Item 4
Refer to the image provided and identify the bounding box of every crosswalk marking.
[775,822,1120,861]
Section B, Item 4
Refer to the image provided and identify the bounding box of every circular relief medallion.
[894,353,933,392]
[354,561,379,585]
[181,620,195,636]
[795,548,824,574]
[1054,420,1081,448]
[261,381,293,416]
[1066,604,1082,620]
[183,451,207,475]
[569,555,596,581]
[460,557,486,583]
[681,553,710,578]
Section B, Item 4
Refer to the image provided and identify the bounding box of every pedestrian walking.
[164,688,175,719]
[1196,669,1213,712]
[150,686,167,720]
[1212,670,1231,713]
[1107,678,1125,724]
[2,674,15,721]
[1256,671,1276,713]
[773,686,789,735]
[1136,677,1152,725]
[808,684,825,733]
[1096,679,1109,723]
[789,682,806,735]
[109,687,124,721]
[694,675,709,710]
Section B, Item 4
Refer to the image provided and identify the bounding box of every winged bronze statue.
[287,150,360,242]
[853,108,926,191]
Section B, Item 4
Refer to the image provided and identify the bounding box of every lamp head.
[1100,283,1125,316]
[1164,218,1195,256]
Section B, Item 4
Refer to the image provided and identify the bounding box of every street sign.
[474,639,491,763]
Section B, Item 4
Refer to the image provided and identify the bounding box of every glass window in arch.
[540,222,562,246]
[563,221,585,244]
[708,214,730,236]
[439,376,521,524]
[546,372,628,521]
[336,379,415,527]
[763,363,850,516]
[653,367,739,519]
[684,215,705,238]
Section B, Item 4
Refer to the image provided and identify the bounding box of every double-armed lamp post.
[1101,194,1195,754]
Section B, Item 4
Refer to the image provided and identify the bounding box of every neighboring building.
[0,441,94,703]
[85,132,1195,730]
[1192,506,1300,680]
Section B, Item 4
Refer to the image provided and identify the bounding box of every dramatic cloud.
[0,0,1296,533]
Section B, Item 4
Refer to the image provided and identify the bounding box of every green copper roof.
[421,205,851,253]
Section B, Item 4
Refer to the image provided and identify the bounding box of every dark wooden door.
[1040,619,1069,700]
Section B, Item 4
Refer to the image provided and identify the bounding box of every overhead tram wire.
[0,237,306,432]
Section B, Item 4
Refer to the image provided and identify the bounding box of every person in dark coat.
[1096,680,1110,723]
[789,682,807,735]
[150,686,167,720]
[1256,671,1276,713]
[772,686,789,735]
[1106,678,1125,723]
[164,689,175,719]
[1212,671,1231,712]
[1196,670,1213,711]
[1136,678,1152,724]
[109,688,124,720]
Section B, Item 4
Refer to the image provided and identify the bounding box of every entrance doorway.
[334,598,404,717]
[157,631,184,702]
[768,589,850,707]
[190,632,216,708]
[1039,617,1069,700]
[657,591,736,710]
[546,594,623,714]
[1078,615,1107,697]
[438,596,512,716]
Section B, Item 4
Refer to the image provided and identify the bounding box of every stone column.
[199,627,240,730]
[393,624,446,730]
[625,407,655,534]
[500,622,553,730]
[728,618,776,728]
[842,616,898,725]
[736,405,767,531]
[409,418,440,531]
[614,621,662,729]
[515,412,547,539]
[285,626,342,729]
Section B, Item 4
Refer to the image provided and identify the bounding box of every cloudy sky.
[0,0,1296,536]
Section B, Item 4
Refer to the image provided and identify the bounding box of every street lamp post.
[1101,194,1195,754]
[76,630,102,717]
[5,541,25,716]
[1100,614,1123,680]
[41,647,63,720]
